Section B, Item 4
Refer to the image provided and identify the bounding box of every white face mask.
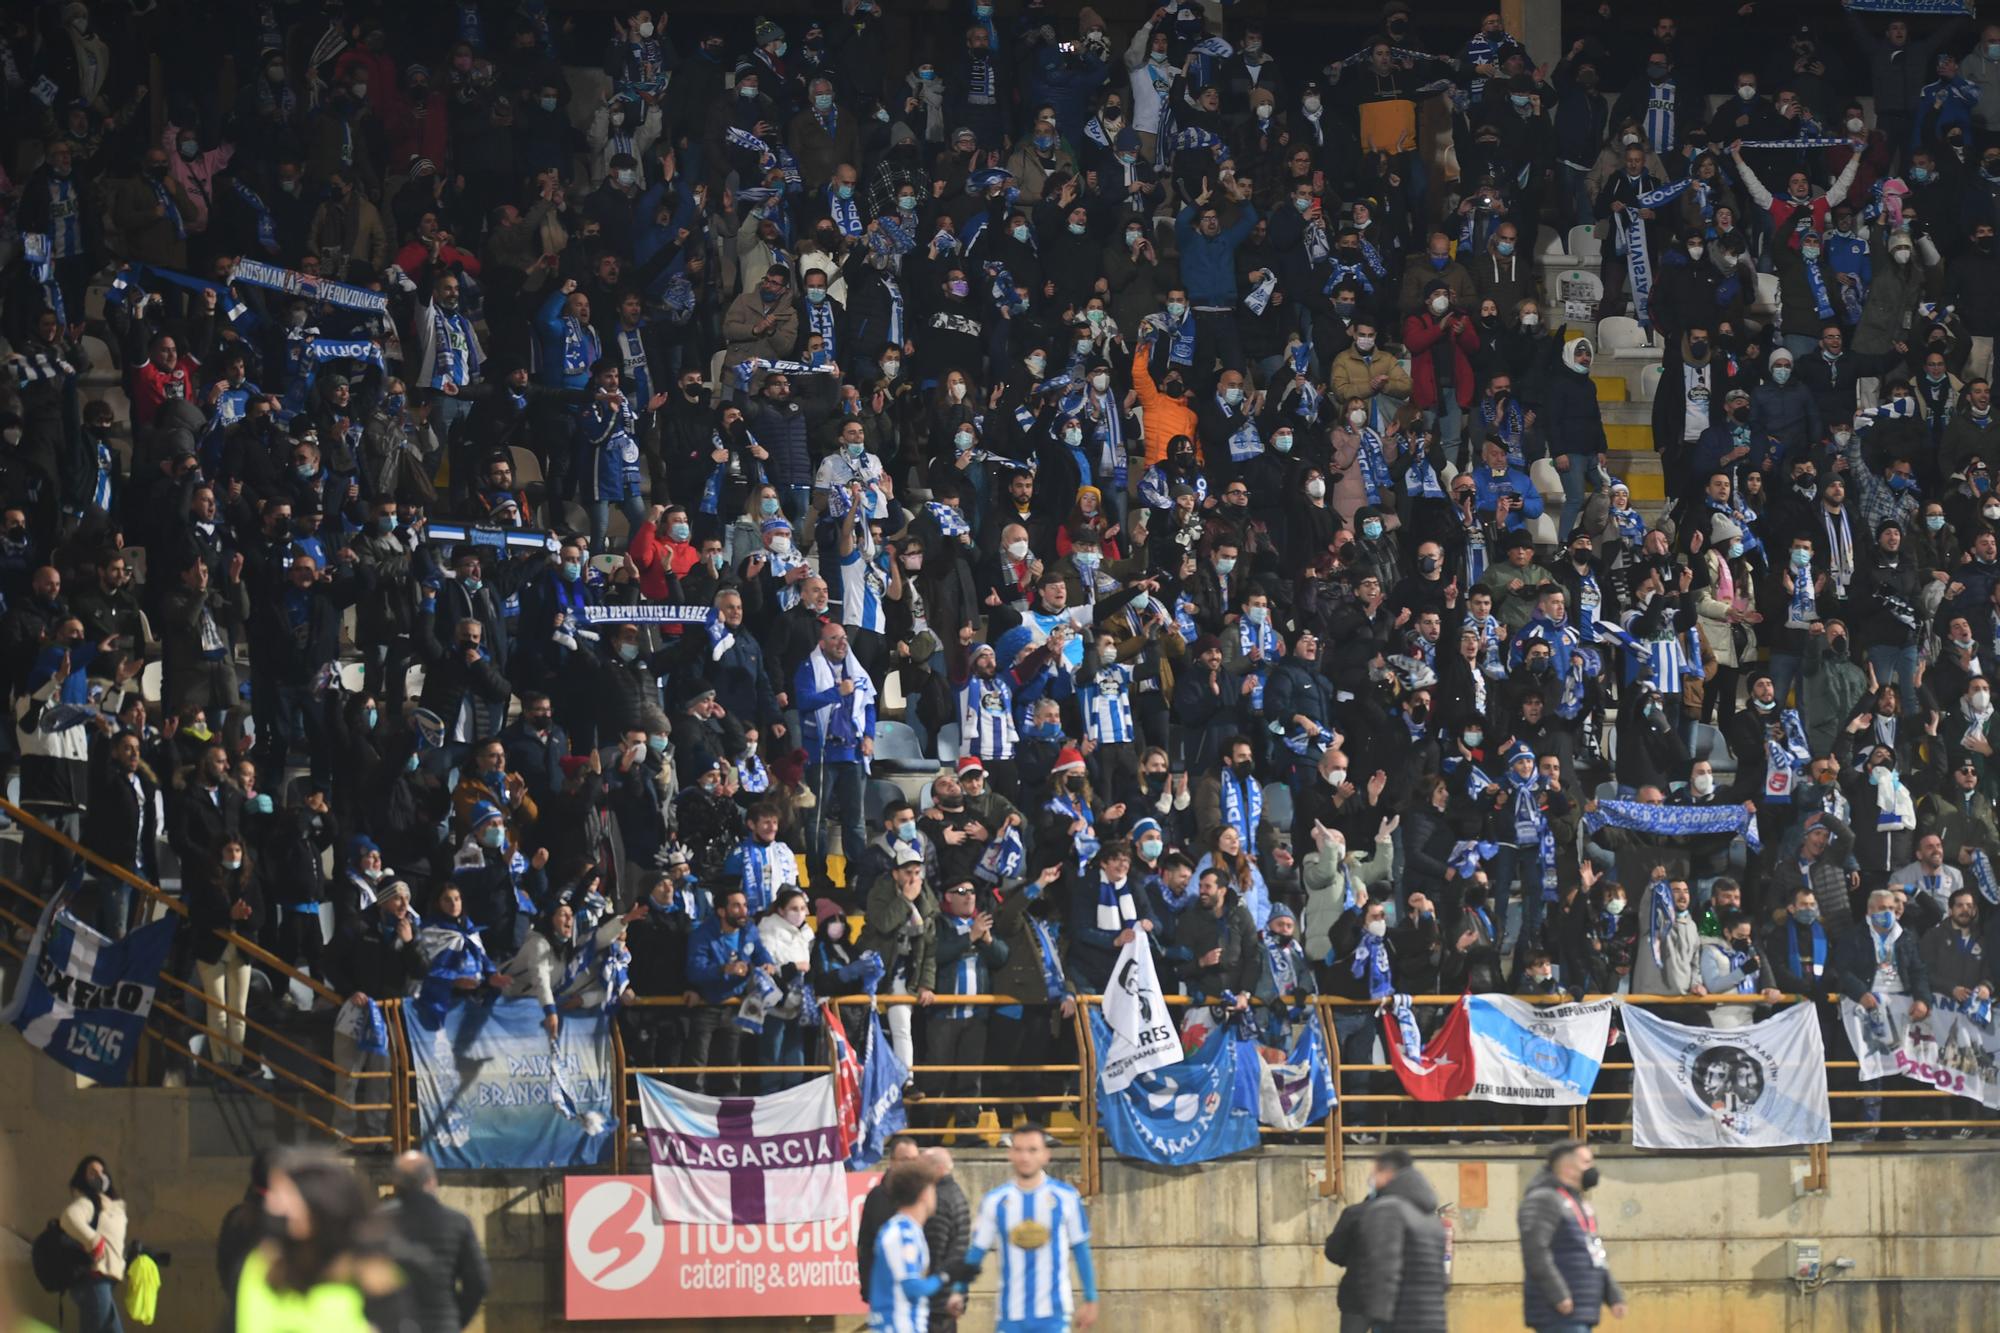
[1354,335,1376,353]
[1605,897,1626,915]
[1975,689,1992,710]
[1429,295,1450,315]
[1303,95,1322,113]
[948,381,967,401]
[1847,117,1865,133]
[1519,312,1539,327]
[1326,768,1347,788]
[1306,478,1326,499]
[769,535,793,556]
[1006,539,1030,560]
[1091,372,1110,392]
[1691,772,1715,796]
[1365,918,1388,937]
[1348,408,1367,426]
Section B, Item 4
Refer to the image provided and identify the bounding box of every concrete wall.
[5,1022,1998,1332]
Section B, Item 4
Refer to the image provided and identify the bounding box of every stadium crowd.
[3,0,2000,1161]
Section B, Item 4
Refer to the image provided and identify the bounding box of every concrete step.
[1606,423,1652,453]
[1591,375,1627,403]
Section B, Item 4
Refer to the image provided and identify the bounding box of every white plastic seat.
[936,722,961,763]
[1639,363,1666,402]
[509,445,544,486]
[1754,272,1780,312]
[1565,224,1602,261]
[1595,315,1647,356]
[1529,458,1564,501]
[1527,511,1559,547]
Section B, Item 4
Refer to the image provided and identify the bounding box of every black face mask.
[1579,1166,1600,1191]
[1688,339,1709,358]
[1232,759,1255,780]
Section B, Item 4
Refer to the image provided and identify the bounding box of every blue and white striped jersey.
[971,1178,1090,1324]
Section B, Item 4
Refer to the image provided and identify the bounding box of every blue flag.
[402,997,615,1169]
[1091,1011,1261,1165]
[848,1004,909,1168]
[2,871,177,1087]
[1261,1019,1337,1129]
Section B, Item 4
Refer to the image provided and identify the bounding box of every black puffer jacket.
[1323,1166,1449,1332]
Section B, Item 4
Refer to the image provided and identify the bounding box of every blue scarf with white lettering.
[1645,878,1673,970]
[1580,797,1762,849]
[230,178,279,255]
[1509,768,1559,902]
[1783,918,1827,981]
[150,177,186,239]
[1357,428,1392,505]
[1220,770,1262,856]
[1352,928,1393,998]
[826,184,861,237]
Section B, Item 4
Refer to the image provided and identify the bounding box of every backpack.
[30,1201,97,1293]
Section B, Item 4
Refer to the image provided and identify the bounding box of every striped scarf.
[149,177,186,239]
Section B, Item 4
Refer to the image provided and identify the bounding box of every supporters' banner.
[563,1173,875,1322]
[582,604,717,626]
[1467,996,1613,1106]
[420,522,561,553]
[1847,0,1966,11]
[1091,1011,1261,1165]
[1840,993,2000,1109]
[1258,1019,1337,1130]
[1,875,176,1087]
[1582,797,1761,851]
[637,1073,847,1225]
[1621,1001,1831,1149]
[1098,937,1183,1093]
[231,257,389,315]
[402,998,616,1169]
[1383,995,1476,1101]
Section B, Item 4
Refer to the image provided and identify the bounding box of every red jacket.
[131,354,199,430]
[1401,311,1480,411]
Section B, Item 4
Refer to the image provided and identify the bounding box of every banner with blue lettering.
[1091,1010,1261,1165]
[1,877,177,1087]
[403,997,616,1169]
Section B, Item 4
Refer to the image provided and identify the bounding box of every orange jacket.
[1131,340,1198,468]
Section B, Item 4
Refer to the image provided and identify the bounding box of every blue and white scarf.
[1406,449,1447,501]
[1783,918,1827,981]
[1762,708,1812,804]
[1803,250,1834,321]
[1351,928,1394,999]
[975,825,1026,885]
[1609,500,1647,546]
[1244,270,1277,316]
[1391,993,1423,1052]
[1050,794,1099,875]
[826,184,861,237]
[924,500,970,539]
[1356,428,1393,506]
[149,177,186,239]
[1581,798,1762,850]
[1480,395,1526,467]
[1094,873,1138,933]
[229,179,279,255]
[1620,176,1692,328]
[1447,839,1499,880]
[1508,769,1559,903]
[1220,770,1263,856]
[1644,878,1674,970]
[1288,343,1322,422]
[1970,848,2000,907]
[806,296,838,360]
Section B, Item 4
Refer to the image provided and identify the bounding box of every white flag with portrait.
[1099,937,1183,1093]
[1622,1001,1831,1150]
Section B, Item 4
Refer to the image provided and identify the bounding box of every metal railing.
[0,804,1950,1191]
[0,799,411,1152]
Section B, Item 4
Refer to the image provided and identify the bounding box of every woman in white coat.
[60,1155,128,1333]
[755,888,817,1093]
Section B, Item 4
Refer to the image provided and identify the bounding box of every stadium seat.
[139,660,164,704]
[1527,512,1559,546]
[1262,783,1294,834]
[1754,272,1780,312]
[509,445,544,486]
[337,662,366,693]
[936,722,961,762]
[1566,224,1601,261]
[863,777,905,826]
[1595,316,1649,356]
[1639,363,1665,402]
[1538,229,1569,259]
[872,719,929,771]
[1529,458,1563,502]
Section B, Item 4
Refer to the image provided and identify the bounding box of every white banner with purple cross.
[637,1072,848,1225]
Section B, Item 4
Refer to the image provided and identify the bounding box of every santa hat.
[1052,747,1087,775]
